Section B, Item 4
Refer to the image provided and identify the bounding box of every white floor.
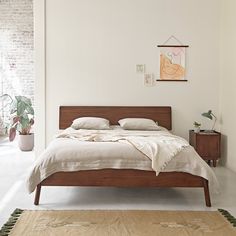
[1,138,236,228]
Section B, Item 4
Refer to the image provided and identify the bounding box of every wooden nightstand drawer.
[189,130,221,167]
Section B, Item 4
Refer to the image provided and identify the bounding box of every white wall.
[34,0,46,156]
[220,0,236,172]
[45,0,221,144]
[36,0,221,150]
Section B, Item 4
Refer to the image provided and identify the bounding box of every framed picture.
[144,73,155,87]
[157,45,188,81]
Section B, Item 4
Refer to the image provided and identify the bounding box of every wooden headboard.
[59,106,172,130]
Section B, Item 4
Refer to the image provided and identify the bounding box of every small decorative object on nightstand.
[193,121,201,133]
[189,130,221,167]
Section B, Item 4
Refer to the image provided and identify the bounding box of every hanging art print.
[159,46,187,81]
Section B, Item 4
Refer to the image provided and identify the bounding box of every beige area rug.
[1,209,236,236]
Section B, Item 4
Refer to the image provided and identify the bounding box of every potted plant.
[193,121,201,133]
[9,95,34,151]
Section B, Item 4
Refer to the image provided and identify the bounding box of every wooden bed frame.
[34,106,211,207]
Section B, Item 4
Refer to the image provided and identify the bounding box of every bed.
[32,106,216,207]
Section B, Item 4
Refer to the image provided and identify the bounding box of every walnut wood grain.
[59,106,172,130]
[203,179,211,207]
[189,130,221,167]
[156,80,188,82]
[35,170,211,207]
[34,184,41,206]
[157,45,189,48]
[41,170,204,187]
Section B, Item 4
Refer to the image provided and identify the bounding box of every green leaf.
[194,121,201,127]
[17,101,26,116]
[10,100,17,114]
[16,96,32,106]
[26,105,34,115]
[19,116,30,130]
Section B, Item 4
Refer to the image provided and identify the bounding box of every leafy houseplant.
[1,94,34,151]
[193,121,201,133]
[9,95,34,140]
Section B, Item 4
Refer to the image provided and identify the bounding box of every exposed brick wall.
[0,0,34,129]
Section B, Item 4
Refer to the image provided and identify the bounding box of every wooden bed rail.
[34,170,211,207]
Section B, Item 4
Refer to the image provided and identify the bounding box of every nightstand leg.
[207,160,211,166]
[213,160,217,167]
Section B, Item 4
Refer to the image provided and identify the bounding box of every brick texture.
[0,0,34,127]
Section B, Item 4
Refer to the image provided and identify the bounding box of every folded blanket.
[56,128,189,175]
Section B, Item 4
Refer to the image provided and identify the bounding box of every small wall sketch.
[144,73,155,87]
[136,64,145,73]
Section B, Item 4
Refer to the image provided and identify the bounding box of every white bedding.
[27,127,219,193]
[56,127,190,174]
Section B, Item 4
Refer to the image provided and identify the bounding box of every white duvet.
[27,127,219,193]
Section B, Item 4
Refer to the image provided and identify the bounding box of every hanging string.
[158,35,189,47]
[162,35,184,45]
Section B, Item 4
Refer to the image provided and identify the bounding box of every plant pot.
[194,127,200,133]
[18,133,34,151]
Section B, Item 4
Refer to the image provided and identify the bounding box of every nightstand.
[189,130,221,167]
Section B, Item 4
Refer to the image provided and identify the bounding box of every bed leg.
[34,184,41,205]
[203,180,211,207]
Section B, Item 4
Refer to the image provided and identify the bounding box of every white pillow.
[71,117,110,130]
[118,118,160,130]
